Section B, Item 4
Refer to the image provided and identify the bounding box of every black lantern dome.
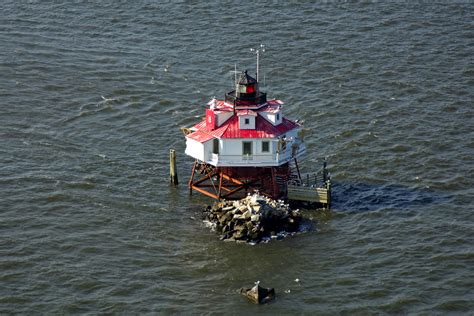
[225,70,267,108]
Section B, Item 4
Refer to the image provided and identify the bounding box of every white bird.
[101,96,116,102]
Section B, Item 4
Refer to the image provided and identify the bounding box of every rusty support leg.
[222,184,246,199]
[218,170,223,199]
[192,185,220,200]
[293,158,302,182]
[188,160,197,195]
[220,173,244,185]
[271,167,278,199]
[192,169,218,186]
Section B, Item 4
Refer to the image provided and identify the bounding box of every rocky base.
[202,193,302,243]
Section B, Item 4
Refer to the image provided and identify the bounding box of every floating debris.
[202,193,302,243]
[240,282,275,304]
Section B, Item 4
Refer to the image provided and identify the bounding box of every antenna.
[229,63,239,89]
[250,44,265,83]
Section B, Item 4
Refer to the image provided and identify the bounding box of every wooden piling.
[170,149,178,185]
[323,158,327,182]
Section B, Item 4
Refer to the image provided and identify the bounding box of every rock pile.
[240,282,275,304]
[202,193,302,243]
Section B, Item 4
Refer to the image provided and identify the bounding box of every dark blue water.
[1,1,473,314]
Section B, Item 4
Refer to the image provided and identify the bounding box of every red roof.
[267,99,284,106]
[186,130,214,143]
[210,100,234,110]
[237,110,257,116]
[222,115,297,138]
[260,103,281,114]
[187,111,298,142]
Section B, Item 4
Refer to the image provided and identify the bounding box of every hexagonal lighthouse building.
[184,70,306,200]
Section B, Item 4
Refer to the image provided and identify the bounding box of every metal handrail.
[209,148,304,159]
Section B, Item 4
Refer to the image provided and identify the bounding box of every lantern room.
[225,71,267,108]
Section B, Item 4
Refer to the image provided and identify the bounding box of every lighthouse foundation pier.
[188,159,331,209]
[188,161,298,201]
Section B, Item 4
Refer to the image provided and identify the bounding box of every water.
[1,1,473,314]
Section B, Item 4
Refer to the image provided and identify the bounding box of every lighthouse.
[183,66,309,201]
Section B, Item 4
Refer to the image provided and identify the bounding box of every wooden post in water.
[170,149,178,185]
[323,158,327,183]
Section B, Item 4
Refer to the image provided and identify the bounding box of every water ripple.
[1,1,473,314]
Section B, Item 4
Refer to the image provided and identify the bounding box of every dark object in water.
[240,283,275,304]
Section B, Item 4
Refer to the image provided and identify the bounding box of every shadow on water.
[331,182,449,213]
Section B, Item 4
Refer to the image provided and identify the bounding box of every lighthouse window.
[213,139,219,154]
[276,113,280,121]
[262,141,269,153]
[242,141,252,156]
[244,118,250,125]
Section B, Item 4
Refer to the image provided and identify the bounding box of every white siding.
[213,136,304,167]
[228,139,271,156]
[186,130,306,167]
[221,138,244,156]
[258,139,273,155]
[275,112,282,125]
[216,111,233,127]
[258,110,282,126]
[238,115,256,129]
[202,139,214,162]
[185,137,205,161]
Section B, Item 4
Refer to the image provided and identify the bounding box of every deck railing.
[208,149,305,166]
[286,160,331,208]
[289,161,330,189]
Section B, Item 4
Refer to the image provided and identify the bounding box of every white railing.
[206,146,306,166]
